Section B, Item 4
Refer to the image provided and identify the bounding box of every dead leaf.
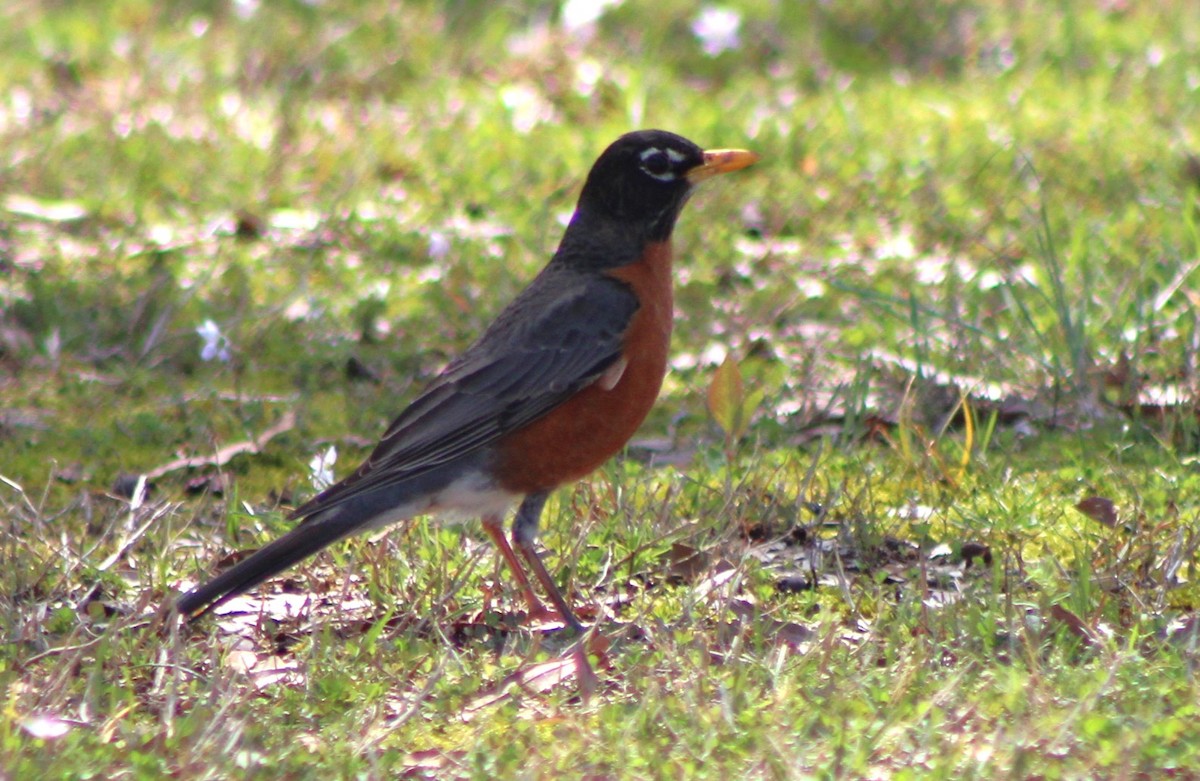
[775,575,812,593]
[222,648,260,673]
[1047,603,1099,646]
[185,472,229,496]
[462,635,608,718]
[691,564,739,602]
[708,354,747,440]
[218,643,304,688]
[772,621,815,650]
[666,542,711,583]
[462,655,585,719]
[1162,615,1200,650]
[248,655,303,689]
[928,543,954,560]
[401,749,466,778]
[960,541,993,568]
[1075,496,1118,528]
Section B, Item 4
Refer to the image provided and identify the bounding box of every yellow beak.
[686,148,760,183]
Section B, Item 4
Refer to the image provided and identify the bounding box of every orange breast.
[493,241,675,494]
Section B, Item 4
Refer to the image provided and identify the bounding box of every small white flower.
[309,445,337,490]
[232,0,259,20]
[20,715,72,740]
[44,328,61,362]
[692,6,742,56]
[561,0,622,32]
[499,83,555,134]
[573,58,604,97]
[196,319,231,362]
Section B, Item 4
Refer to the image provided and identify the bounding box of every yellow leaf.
[707,355,745,439]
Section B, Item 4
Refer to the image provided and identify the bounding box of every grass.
[4,0,1200,777]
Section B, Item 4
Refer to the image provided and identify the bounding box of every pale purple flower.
[196,319,231,362]
[427,231,450,260]
[692,7,742,56]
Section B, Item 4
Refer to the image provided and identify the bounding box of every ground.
[3,1,1200,778]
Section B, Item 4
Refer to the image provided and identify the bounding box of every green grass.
[4,0,1200,777]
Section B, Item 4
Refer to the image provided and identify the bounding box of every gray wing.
[290,268,637,519]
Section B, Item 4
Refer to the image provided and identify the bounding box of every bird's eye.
[638,147,675,181]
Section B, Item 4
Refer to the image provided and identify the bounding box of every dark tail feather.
[176,512,356,620]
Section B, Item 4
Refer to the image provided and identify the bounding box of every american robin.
[176,129,758,632]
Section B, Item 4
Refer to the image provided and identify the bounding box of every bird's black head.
[572,129,757,244]
[574,130,704,242]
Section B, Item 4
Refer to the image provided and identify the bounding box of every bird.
[176,129,758,632]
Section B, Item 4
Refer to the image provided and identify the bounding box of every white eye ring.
[639,146,686,181]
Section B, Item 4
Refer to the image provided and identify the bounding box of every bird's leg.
[512,492,586,634]
[481,513,546,619]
